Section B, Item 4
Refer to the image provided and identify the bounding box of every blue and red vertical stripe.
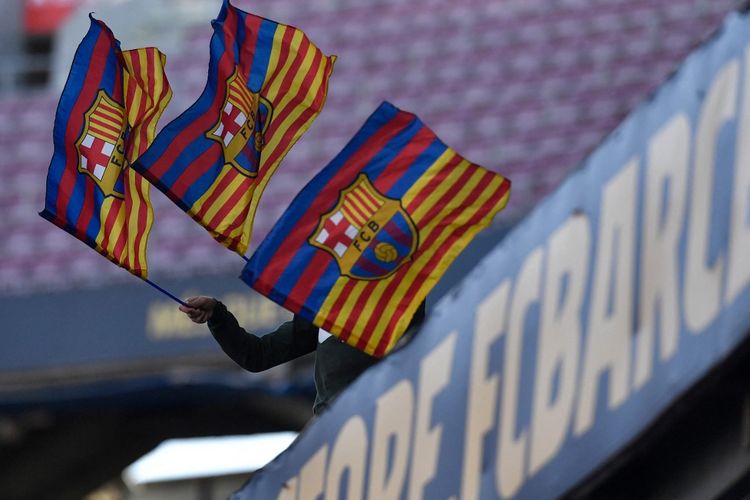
[131,1,276,213]
[40,17,123,249]
[242,101,448,317]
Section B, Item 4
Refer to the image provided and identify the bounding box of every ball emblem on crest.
[374,242,398,263]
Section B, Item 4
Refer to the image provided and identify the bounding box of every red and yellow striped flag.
[40,18,172,278]
[243,102,511,356]
[132,0,336,256]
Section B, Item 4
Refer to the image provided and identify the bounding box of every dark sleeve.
[207,301,318,372]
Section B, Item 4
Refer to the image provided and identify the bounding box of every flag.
[242,102,511,357]
[39,16,172,278]
[132,0,336,255]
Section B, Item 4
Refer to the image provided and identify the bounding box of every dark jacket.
[208,301,380,415]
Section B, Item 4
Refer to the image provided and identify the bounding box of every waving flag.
[132,0,336,255]
[242,102,511,357]
[39,16,172,278]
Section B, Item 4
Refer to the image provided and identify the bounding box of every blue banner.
[0,273,290,386]
[235,9,750,500]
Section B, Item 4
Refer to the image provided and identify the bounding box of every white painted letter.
[575,159,638,436]
[408,333,457,500]
[634,114,690,389]
[461,280,511,500]
[685,60,739,332]
[530,215,591,474]
[496,248,543,497]
[298,445,328,500]
[325,416,368,500]
[276,477,297,500]
[368,380,414,500]
[727,49,750,304]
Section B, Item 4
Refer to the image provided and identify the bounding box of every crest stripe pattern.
[242,102,511,356]
[39,17,172,279]
[131,0,335,255]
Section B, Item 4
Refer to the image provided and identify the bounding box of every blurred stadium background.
[0,0,746,498]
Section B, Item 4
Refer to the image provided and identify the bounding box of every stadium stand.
[0,0,741,296]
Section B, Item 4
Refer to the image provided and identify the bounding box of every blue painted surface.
[234,10,750,499]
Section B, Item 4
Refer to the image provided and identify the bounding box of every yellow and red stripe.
[88,102,123,142]
[128,3,335,256]
[190,165,253,249]
[227,74,255,112]
[94,47,172,278]
[241,102,512,357]
[314,150,511,356]
[200,20,336,255]
[233,21,335,254]
[341,183,383,227]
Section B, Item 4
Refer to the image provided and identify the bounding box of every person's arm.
[180,296,318,372]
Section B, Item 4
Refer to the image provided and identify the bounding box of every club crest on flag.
[309,174,419,280]
[206,67,272,177]
[75,89,127,198]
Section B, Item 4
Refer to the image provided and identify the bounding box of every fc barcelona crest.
[310,174,419,280]
[75,89,127,198]
[206,67,273,177]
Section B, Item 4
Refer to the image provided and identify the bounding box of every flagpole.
[143,278,188,307]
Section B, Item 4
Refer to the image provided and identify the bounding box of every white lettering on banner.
[575,159,638,436]
[280,337,458,500]
[368,380,414,500]
[461,280,511,500]
[408,333,457,500]
[497,248,543,498]
[298,445,328,500]
[727,48,750,304]
[685,60,739,332]
[634,114,690,389]
[266,46,750,500]
[325,416,367,500]
[529,215,591,475]
[276,477,297,500]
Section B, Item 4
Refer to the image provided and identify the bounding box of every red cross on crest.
[75,89,127,198]
[205,67,263,177]
[309,174,419,280]
[314,210,359,257]
[79,134,115,181]
[215,102,247,147]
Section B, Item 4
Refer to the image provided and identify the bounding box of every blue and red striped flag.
[39,16,172,278]
[132,0,336,256]
[242,102,511,357]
